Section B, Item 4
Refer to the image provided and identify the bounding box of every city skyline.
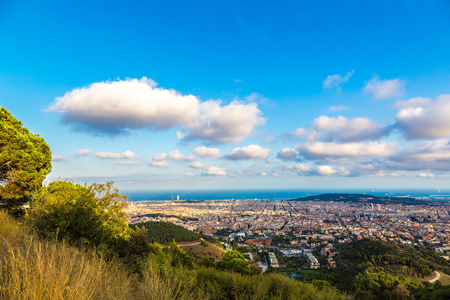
[1,1,450,190]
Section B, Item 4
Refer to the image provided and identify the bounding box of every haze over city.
[1,1,450,190]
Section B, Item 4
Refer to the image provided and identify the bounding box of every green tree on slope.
[0,107,52,208]
[28,181,130,247]
[217,250,254,275]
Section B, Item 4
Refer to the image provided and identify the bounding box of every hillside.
[0,211,348,300]
[130,221,226,261]
[130,221,201,244]
[331,239,450,289]
[290,193,435,205]
[180,240,226,261]
[297,239,450,299]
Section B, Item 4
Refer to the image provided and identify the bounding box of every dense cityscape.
[127,195,450,271]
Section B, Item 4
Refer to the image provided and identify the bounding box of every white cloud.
[273,172,279,177]
[285,128,308,139]
[299,141,395,159]
[184,172,195,177]
[293,128,307,137]
[49,77,264,143]
[316,165,349,176]
[364,76,405,100]
[409,151,450,162]
[286,116,387,143]
[394,139,450,163]
[385,139,450,171]
[194,146,220,158]
[314,115,347,130]
[282,165,294,170]
[202,166,227,176]
[225,144,270,160]
[323,70,354,90]
[374,170,400,177]
[49,77,200,134]
[277,148,297,160]
[260,172,268,176]
[396,94,450,139]
[115,161,141,165]
[419,173,435,178]
[151,153,168,161]
[168,150,184,160]
[280,163,310,174]
[52,155,66,162]
[96,150,139,159]
[186,100,265,143]
[312,116,388,142]
[394,97,431,110]
[190,161,205,169]
[149,160,170,167]
[148,152,171,167]
[168,150,195,161]
[293,164,310,172]
[317,165,337,175]
[76,149,95,157]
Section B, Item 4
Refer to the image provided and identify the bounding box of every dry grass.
[135,262,205,300]
[436,272,450,285]
[0,211,135,300]
[0,211,209,300]
[181,240,226,261]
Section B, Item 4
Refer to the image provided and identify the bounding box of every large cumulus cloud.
[395,94,450,139]
[49,77,264,143]
[186,100,265,143]
[287,115,389,143]
[388,138,450,171]
[312,116,389,142]
[298,141,395,159]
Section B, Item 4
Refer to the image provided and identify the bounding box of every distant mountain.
[290,193,435,205]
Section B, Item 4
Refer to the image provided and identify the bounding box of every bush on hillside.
[27,180,130,247]
[216,250,254,275]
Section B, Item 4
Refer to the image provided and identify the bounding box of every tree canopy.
[28,180,130,247]
[130,221,201,244]
[0,107,52,208]
[216,250,254,275]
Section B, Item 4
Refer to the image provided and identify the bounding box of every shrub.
[27,180,130,248]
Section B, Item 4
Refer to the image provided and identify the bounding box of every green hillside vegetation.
[129,221,225,261]
[298,239,450,299]
[291,193,436,205]
[131,221,201,244]
[0,211,349,300]
[0,107,351,300]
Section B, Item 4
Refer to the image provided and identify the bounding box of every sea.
[122,188,450,202]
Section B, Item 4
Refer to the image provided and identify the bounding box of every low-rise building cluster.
[127,197,450,270]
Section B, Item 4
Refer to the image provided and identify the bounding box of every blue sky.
[1,0,450,191]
